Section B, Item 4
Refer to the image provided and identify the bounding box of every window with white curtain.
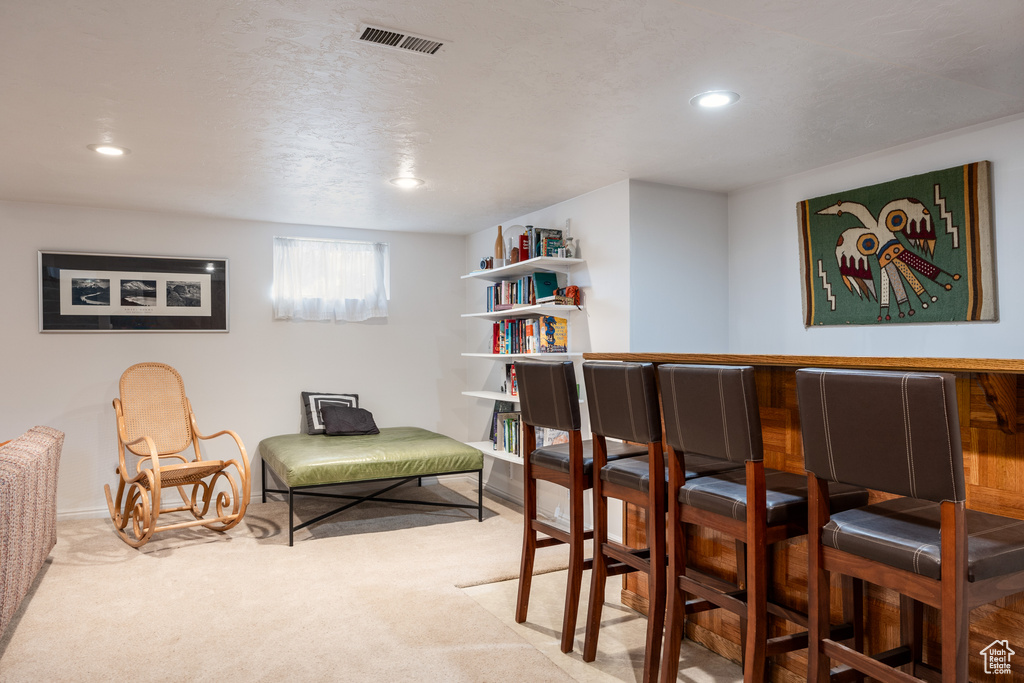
[272,237,390,322]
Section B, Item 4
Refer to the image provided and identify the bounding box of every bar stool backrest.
[796,368,965,503]
[516,360,581,432]
[658,364,762,463]
[582,362,660,444]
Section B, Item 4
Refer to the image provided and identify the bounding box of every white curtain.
[272,237,390,321]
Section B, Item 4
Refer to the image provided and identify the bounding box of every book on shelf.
[535,228,563,257]
[537,427,569,447]
[504,363,518,397]
[533,271,558,300]
[495,411,522,456]
[491,317,542,354]
[485,272,556,311]
[524,318,539,353]
[489,400,516,444]
[539,315,568,353]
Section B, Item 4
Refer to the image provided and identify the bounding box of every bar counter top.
[582,352,1024,374]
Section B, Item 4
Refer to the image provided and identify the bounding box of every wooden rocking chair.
[105,362,250,547]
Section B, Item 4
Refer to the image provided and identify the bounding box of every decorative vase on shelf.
[564,237,577,258]
[494,225,505,267]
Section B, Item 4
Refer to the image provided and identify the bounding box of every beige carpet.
[0,480,739,682]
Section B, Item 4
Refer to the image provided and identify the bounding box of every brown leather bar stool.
[581,361,744,683]
[797,368,1024,682]
[658,364,869,682]
[514,359,647,653]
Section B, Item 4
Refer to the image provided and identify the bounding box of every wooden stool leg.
[743,542,767,682]
[744,462,768,682]
[735,539,748,667]
[516,470,538,623]
[583,484,608,663]
[643,495,666,683]
[561,482,586,653]
[660,516,686,683]
[807,474,831,683]
[940,501,969,683]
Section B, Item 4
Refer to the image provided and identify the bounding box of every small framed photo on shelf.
[38,251,229,332]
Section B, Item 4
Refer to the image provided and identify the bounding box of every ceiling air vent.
[357,24,445,56]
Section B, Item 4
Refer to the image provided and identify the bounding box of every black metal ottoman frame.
[262,460,484,546]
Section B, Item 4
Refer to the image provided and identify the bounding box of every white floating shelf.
[462,352,580,360]
[466,441,523,464]
[463,390,583,405]
[462,256,585,282]
[462,390,520,403]
[462,304,582,320]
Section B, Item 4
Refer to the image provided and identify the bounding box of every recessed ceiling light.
[88,144,130,156]
[689,90,740,108]
[390,177,424,189]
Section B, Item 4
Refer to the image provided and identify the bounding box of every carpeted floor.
[465,569,742,683]
[0,480,740,682]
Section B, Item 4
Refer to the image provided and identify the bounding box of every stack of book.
[492,315,567,354]
[495,412,521,456]
[485,271,559,311]
[523,226,564,258]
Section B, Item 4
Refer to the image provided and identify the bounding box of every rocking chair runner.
[105,362,251,547]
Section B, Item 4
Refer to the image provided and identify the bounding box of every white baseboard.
[57,491,265,521]
[61,475,476,521]
[60,474,621,544]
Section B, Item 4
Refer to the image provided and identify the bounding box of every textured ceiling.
[1,0,1022,234]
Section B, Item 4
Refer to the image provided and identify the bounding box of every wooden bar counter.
[583,353,1024,682]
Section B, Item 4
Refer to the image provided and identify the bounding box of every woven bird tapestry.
[798,161,995,327]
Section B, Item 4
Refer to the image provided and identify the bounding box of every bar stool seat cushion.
[530,440,647,475]
[677,468,869,526]
[599,454,743,492]
[823,496,1024,582]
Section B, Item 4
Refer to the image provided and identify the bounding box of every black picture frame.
[38,251,229,332]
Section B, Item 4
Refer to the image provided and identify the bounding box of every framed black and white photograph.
[39,251,228,332]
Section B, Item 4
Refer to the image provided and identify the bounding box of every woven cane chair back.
[119,363,193,456]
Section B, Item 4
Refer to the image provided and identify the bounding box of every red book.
[492,322,499,354]
[519,234,529,261]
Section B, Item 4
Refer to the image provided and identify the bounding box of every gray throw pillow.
[321,404,380,436]
[301,391,359,434]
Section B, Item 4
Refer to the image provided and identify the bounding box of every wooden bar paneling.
[592,354,1024,682]
[584,353,1024,374]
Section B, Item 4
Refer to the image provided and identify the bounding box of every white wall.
[629,180,729,352]
[464,180,632,536]
[0,200,468,517]
[728,114,1024,356]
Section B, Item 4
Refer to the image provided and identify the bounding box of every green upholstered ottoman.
[259,428,484,544]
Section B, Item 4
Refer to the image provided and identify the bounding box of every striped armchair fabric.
[0,426,64,637]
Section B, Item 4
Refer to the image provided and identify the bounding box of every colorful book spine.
[539,316,568,353]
